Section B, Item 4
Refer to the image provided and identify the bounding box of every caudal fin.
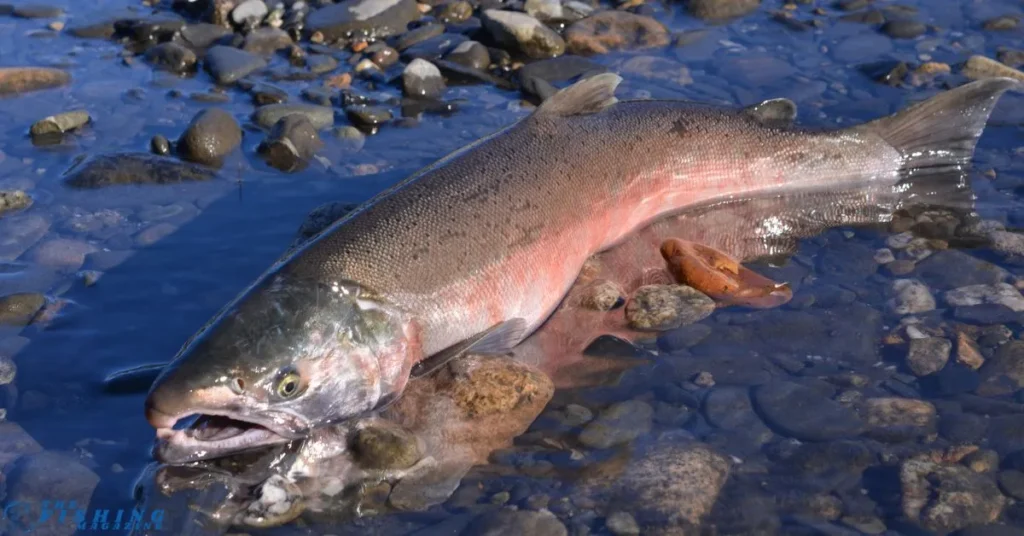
[862,77,1020,175]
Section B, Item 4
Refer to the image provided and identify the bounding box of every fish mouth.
[150,408,306,464]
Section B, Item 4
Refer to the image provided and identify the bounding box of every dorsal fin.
[536,73,622,117]
[744,98,797,128]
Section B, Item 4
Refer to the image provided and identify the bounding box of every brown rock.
[861,397,936,442]
[0,67,70,97]
[956,332,985,370]
[565,11,670,56]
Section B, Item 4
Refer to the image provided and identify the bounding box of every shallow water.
[1,0,1024,533]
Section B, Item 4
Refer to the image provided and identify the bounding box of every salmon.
[144,73,1020,463]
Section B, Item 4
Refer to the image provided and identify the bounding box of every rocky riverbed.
[0,0,1023,534]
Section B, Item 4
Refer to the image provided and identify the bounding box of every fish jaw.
[144,272,422,463]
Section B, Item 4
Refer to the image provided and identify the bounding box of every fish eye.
[275,371,303,399]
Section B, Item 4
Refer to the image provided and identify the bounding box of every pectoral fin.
[410,318,528,378]
[660,238,792,309]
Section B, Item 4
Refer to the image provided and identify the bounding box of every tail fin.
[861,77,1020,175]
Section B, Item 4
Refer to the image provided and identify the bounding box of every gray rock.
[396,22,446,50]
[906,337,951,377]
[305,0,421,41]
[703,387,767,431]
[954,304,1020,325]
[345,105,393,129]
[0,293,45,326]
[445,40,490,70]
[988,230,1024,256]
[888,279,935,315]
[0,214,50,262]
[560,404,593,427]
[232,0,268,26]
[179,23,234,50]
[253,103,335,129]
[752,381,864,441]
[657,323,712,352]
[578,400,652,449]
[625,284,715,331]
[481,9,565,59]
[977,341,1024,396]
[307,54,339,74]
[401,32,469,62]
[438,1,473,23]
[0,191,31,216]
[177,109,241,168]
[525,0,563,21]
[687,0,760,20]
[204,45,267,85]
[4,451,101,536]
[402,58,446,99]
[144,41,198,73]
[242,27,293,55]
[258,114,324,172]
[882,20,926,38]
[67,20,116,39]
[963,55,1024,83]
[900,456,1004,532]
[63,153,218,188]
[465,509,567,536]
[605,512,640,536]
[945,283,1024,312]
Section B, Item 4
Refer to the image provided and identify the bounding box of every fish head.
[145,272,419,463]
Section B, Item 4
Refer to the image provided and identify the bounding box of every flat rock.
[204,45,267,85]
[253,103,335,130]
[752,381,864,441]
[305,0,421,41]
[63,153,218,188]
[0,67,70,97]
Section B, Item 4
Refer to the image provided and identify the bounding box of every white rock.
[889,279,936,315]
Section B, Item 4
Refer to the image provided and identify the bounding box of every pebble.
[0,293,45,326]
[625,285,715,331]
[565,11,669,56]
[874,248,895,264]
[561,404,593,427]
[369,46,398,69]
[940,412,987,444]
[0,355,15,385]
[0,67,70,96]
[578,400,652,449]
[438,2,473,23]
[402,58,445,99]
[906,336,951,377]
[889,279,935,315]
[396,23,446,51]
[687,0,760,20]
[244,28,293,56]
[0,191,32,217]
[752,381,863,441]
[963,55,1024,82]
[204,45,268,85]
[999,470,1024,500]
[232,0,269,26]
[481,9,565,59]
[151,135,171,155]
[144,41,198,73]
[605,512,640,536]
[334,126,366,150]
[304,0,422,41]
[177,108,241,167]
[657,323,712,352]
[253,103,335,129]
[445,40,490,70]
[882,20,926,38]
[998,49,1024,68]
[258,114,324,172]
[524,0,562,21]
[345,104,393,130]
[703,386,768,432]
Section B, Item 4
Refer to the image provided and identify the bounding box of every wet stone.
[703,386,765,431]
[882,20,926,38]
[861,397,936,442]
[445,40,490,70]
[67,21,116,39]
[150,135,171,156]
[579,279,625,311]
[518,55,607,100]
[888,279,935,315]
[906,337,951,377]
[0,67,70,96]
[625,284,715,331]
[900,456,1005,532]
[977,341,1024,396]
[945,283,1024,312]
[243,27,293,55]
[481,9,565,59]
[304,0,421,41]
[688,0,760,20]
[0,191,31,217]
[465,509,567,536]
[232,0,268,26]
[752,381,864,441]
[984,16,1019,31]
[258,114,324,172]
[177,108,241,168]
[565,11,669,56]
[30,238,98,272]
[179,23,234,50]
[954,304,1020,325]
[658,323,712,353]
[396,23,445,50]
[998,49,1024,68]
[578,400,652,449]
[144,41,198,73]
[253,103,335,129]
[0,293,45,326]
[963,449,999,473]
[999,470,1024,500]
[63,153,218,188]
[525,0,562,22]
[353,424,422,470]
[605,512,640,536]
[939,412,986,444]
[204,45,267,85]
[402,58,445,99]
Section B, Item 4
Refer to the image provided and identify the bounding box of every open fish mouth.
[151,410,303,464]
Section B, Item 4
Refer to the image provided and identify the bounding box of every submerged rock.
[63,153,218,188]
[481,9,565,59]
[625,284,715,331]
[305,0,421,41]
[253,103,335,130]
[688,0,760,21]
[900,455,1004,532]
[4,452,101,536]
[0,67,70,96]
[204,45,267,84]
[0,293,45,326]
[564,11,670,56]
[144,41,198,73]
[906,337,951,377]
[0,191,32,216]
[465,509,567,536]
[258,114,323,172]
[860,397,936,442]
[578,400,653,449]
[945,283,1024,312]
[752,381,863,441]
[402,58,445,99]
[177,108,242,168]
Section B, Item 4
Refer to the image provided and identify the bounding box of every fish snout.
[144,399,182,430]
